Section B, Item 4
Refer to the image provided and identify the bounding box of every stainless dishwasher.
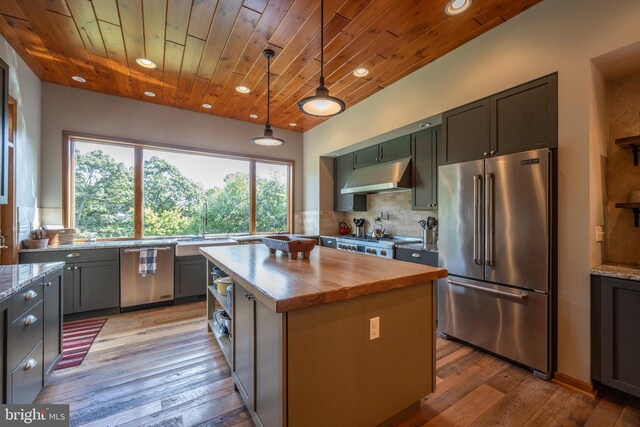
[120,246,175,310]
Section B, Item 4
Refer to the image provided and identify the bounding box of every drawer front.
[395,248,438,267]
[10,301,44,369]
[12,281,43,321]
[11,340,43,404]
[320,237,337,249]
[20,248,120,264]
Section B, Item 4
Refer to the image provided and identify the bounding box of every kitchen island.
[201,244,447,427]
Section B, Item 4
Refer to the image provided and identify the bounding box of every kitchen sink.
[175,238,238,257]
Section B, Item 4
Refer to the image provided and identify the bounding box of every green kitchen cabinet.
[334,153,366,212]
[353,145,380,169]
[43,269,63,381]
[175,255,207,299]
[379,135,411,162]
[20,249,120,315]
[412,126,439,210]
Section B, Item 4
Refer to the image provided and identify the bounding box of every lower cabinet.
[175,256,207,299]
[21,250,119,315]
[1,268,63,403]
[319,237,337,249]
[395,247,438,267]
[592,275,640,398]
[233,283,284,427]
[43,270,63,380]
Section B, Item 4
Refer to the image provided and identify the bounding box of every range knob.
[380,250,387,256]
[350,245,356,251]
[371,249,377,255]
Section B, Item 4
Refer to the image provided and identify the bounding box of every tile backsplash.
[303,191,437,239]
[607,74,640,265]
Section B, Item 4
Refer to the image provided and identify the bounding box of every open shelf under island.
[201,244,448,427]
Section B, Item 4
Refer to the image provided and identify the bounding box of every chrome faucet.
[202,202,208,239]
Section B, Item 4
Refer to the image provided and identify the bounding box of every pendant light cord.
[319,0,324,87]
[266,54,271,129]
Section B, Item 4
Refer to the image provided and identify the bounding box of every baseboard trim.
[552,372,598,399]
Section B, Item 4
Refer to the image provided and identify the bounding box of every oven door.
[438,276,549,375]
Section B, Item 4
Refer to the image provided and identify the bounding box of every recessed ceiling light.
[202,103,212,109]
[144,91,156,97]
[250,114,258,119]
[71,75,86,83]
[235,86,251,94]
[419,122,432,128]
[353,68,370,77]
[289,123,297,127]
[445,0,471,15]
[136,58,157,69]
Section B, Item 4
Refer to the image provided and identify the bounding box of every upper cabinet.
[491,74,558,155]
[442,74,558,165]
[353,145,379,169]
[0,58,9,205]
[334,153,367,212]
[353,135,411,168]
[412,126,440,210]
[442,99,490,164]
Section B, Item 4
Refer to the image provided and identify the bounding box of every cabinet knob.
[483,152,489,157]
[45,282,52,287]
[24,359,38,371]
[74,266,79,270]
[490,150,495,155]
[24,314,38,326]
[24,290,38,300]
[412,253,422,259]
[244,292,254,301]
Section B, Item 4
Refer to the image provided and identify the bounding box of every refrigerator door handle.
[473,175,482,265]
[485,173,495,266]
[448,279,528,300]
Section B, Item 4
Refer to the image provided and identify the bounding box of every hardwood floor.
[36,302,640,427]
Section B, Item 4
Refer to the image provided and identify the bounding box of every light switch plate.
[595,225,605,243]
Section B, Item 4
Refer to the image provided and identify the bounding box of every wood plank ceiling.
[0,0,541,132]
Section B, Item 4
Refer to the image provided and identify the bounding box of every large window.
[65,135,292,239]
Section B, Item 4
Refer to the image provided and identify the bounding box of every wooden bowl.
[263,236,316,260]
[23,238,49,249]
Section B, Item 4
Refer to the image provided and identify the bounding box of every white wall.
[303,0,640,382]
[40,83,304,211]
[0,36,41,209]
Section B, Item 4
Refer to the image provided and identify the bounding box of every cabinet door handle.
[74,266,79,270]
[244,292,254,301]
[24,290,38,300]
[67,253,81,258]
[490,150,495,155]
[412,253,422,259]
[24,315,37,326]
[483,152,489,157]
[24,359,38,370]
[45,282,52,287]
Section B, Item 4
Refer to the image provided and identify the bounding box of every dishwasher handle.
[123,247,173,254]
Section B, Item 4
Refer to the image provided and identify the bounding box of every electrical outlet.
[596,225,605,243]
[370,317,380,340]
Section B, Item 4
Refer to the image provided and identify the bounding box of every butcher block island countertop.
[200,244,448,427]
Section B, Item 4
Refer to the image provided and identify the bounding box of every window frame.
[63,131,294,240]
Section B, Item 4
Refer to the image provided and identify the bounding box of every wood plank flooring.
[35,302,640,427]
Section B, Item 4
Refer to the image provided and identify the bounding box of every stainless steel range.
[335,236,421,259]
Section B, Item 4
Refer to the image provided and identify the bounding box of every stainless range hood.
[341,157,412,195]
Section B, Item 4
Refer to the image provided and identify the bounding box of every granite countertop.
[591,263,640,282]
[395,242,439,253]
[19,238,179,253]
[0,262,65,300]
[201,245,448,313]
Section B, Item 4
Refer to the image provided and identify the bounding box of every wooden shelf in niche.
[615,136,640,166]
[615,203,640,227]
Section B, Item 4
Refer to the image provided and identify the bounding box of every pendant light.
[297,0,345,117]
[252,49,285,146]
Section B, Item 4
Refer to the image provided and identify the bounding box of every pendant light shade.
[298,0,345,117]
[252,49,285,147]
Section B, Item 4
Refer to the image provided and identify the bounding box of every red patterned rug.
[55,318,108,370]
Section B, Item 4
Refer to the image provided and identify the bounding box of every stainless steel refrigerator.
[438,148,554,379]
